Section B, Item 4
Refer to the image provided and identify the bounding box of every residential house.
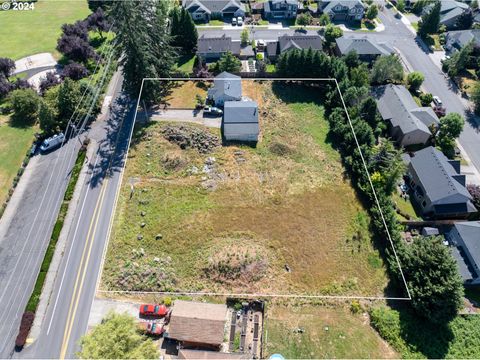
[423,0,470,29]
[223,101,259,142]
[373,84,439,147]
[167,300,228,350]
[207,71,242,106]
[445,221,480,286]
[335,36,394,62]
[405,146,477,219]
[197,34,241,61]
[444,29,480,53]
[266,33,323,60]
[264,0,299,19]
[178,349,247,359]
[319,0,365,22]
[182,0,246,22]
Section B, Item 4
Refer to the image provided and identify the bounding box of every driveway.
[148,109,222,128]
[13,53,57,79]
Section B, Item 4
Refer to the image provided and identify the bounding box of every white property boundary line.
[99,77,412,301]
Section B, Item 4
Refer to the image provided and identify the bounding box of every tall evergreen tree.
[170,7,198,54]
[110,0,176,103]
[419,1,440,35]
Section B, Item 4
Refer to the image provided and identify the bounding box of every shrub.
[163,296,172,306]
[15,311,35,349]
[350,300,362,314]
[61,62,89,80]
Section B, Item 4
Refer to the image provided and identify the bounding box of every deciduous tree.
[401,236,464,324]
[370,55,404,84]
[407,71,425,91]
[8,89,41,126]
[436,112,464,157]
[61,62,89,81]
[0,58,15,78]
[77,312,159,359]
[324,24,343,48]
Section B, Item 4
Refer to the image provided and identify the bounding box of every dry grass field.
[164,81,209,109]
[102,80,389,296]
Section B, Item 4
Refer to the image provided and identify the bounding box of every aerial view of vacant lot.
[102,80,389,296]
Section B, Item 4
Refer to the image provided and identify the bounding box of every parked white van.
[40,133,65,153]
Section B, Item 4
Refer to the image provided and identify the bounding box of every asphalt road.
[0,125,80,358]
[15,70,138,359]
[199,3,480,174]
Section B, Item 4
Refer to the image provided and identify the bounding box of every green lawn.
[392,192,419,221]
[176,55,196,74]
[0,0,90,60]
[0,117,37,205]
[265,305,398,359]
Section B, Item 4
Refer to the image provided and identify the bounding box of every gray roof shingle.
[223,101,259,141]
[336,36,394,56]
[208,72,242,100]
[409,146,474,207]
[373,84,439,137]
[183,0,245,14]
[197,34,241,55]
[322,0,364,13]
[445,29,480,50]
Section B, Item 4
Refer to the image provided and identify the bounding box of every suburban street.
[0,117,81,357]
[15,70,137,359]
[198,3,480,177]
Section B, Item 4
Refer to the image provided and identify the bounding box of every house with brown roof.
[167,300,228,350]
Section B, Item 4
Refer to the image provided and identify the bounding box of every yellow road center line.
[61,178,109,359]
[59,180,108,359]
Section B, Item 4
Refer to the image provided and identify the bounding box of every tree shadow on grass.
[8,114,35,129]
[387,303,454,358]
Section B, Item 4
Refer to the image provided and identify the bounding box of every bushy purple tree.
[61,62,89,80]
[86,8,110,39]
[57,34,97,63]
[0,58,15,78]
[12,78,32,90]
[0,75,13,99]
[61,21,89,41]
[39,72,61,95]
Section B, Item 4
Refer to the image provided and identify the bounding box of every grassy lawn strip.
[25,149,86,313]
[392,192,419,221]
[265,304,398,359]
[0,0,90,59]
[176,55,196,74]
[0,117,37,206]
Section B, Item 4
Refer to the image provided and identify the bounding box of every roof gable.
[409,146,473,205]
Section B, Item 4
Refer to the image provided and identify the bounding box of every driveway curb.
[27,142,95,345]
